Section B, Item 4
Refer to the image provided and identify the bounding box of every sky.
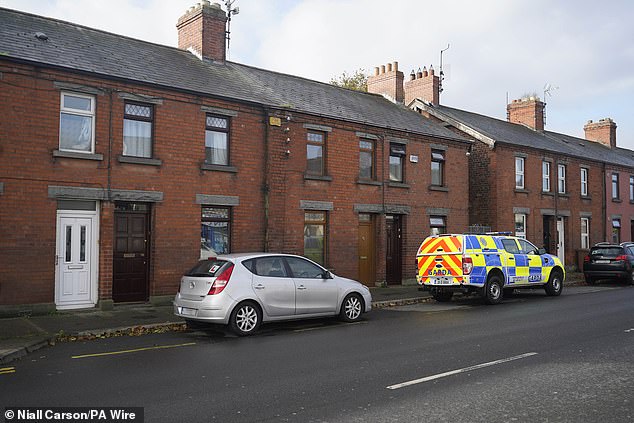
[3,0,634,150]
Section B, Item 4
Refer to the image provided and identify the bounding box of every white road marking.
[625,328,634,333]
[386,352,538,390]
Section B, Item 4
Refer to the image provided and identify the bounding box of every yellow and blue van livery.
[416,233,565,304]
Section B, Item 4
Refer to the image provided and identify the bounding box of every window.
[359,139,375,180]
[515,157,525,189]
[542,161,551,192]
[431,149,445,186]
[612,219,621,244]
[286,256,325,279]
[306,131,325,176]
[389,143,406,182]
[580,218,590,249]
[515,213,527,239]
[123,102,153,158]
[518,239,539,255]
[430,216,446,236]
[251,257,288,278]
[630,176,634,202]
[501,238,520,254]
[304,211,326,265]
[612,173,620,200]
[201,206,230,258]
[557,164,566,194]
[580,168,588,196]
[205,115,230,165]
[59,92,95,153]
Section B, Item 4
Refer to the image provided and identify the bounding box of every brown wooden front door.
[113,203,150,302]
[386,214,402,285]
[358,214,376,286]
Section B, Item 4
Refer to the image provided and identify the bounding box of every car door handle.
[254,284,265,290]
[297,285,307,290]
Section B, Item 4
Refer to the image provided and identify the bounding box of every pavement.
[0,273,586,365]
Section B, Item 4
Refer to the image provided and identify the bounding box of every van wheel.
[229,302,261,336]
[432,291,454,302]
[545,270,563,296]
[484,274,503,305]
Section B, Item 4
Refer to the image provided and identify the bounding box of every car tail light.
[462,256,473,275]
[208,264,234,295]
[615,255,627,261]
[584,255,590,263]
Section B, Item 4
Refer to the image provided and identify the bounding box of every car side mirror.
[323,271,333,279]
[537,248,547,255]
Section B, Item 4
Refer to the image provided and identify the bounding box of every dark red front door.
[386,214,402,285]
[113,203,150,302]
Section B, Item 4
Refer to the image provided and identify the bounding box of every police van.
[416,233,565,304]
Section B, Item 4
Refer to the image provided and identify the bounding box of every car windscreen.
[590,247,623,258]
[185,260,230,277]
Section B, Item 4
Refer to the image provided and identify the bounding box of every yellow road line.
[0,367,16,375]
[71,342,196,359]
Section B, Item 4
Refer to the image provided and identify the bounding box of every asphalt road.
[2,285,633,422]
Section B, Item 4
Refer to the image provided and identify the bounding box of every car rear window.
[590,247,624,258]
[185,260,230,277]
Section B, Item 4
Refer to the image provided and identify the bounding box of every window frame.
[542,161,551,192]
[580,217,590,249]
[630,175,634,202]
[515,157,525,189]
[429,216,446,236]
[123,101,154,158]
[205,114,231,166]
[200,206,231,258]
[612,173,620,200]
[304,211,327,266]
[431,149,445,187]
[359,138,376,180]
[59,91,96,154]
[580,167,588,197]
[306,130,326,176]
[557,164,566,194]
[389,143,406,183]
[514,213,527,239]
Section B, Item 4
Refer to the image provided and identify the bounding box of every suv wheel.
[545,270,563,296]
[484,274,503,305]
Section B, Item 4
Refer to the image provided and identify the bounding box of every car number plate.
[431,277,453,285]
[179,307,197,317]
[594,260,610,264]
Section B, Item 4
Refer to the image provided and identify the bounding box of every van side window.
[501,239,520,254]
[518,239,538,255]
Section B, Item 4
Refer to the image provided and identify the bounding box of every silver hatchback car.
[174,253,372,336]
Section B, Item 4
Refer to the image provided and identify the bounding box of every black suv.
[583,243,634,285]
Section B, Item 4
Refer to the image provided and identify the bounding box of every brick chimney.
[507,97,545,131]
[584,118,617,148]
[367,62,404,103]
[177,1,227,61]
[403,65,440,106]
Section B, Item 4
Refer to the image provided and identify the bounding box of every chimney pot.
[374,67,380,76]
[387,63,392,72]
[380,65,386,74]
[410,70,415,81]
[393,61,398,72]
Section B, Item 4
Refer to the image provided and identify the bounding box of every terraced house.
[366,62,634,269]
[0,4,471,313]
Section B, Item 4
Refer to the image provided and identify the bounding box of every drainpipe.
[107,89,114,202]
[602,162,607,242]
[262,106,271,252]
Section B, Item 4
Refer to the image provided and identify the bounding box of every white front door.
[56,213,97,309]
[556,217,565,265]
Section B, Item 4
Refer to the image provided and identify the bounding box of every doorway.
[113,202,150,302]
[385,214,402,285]
[556,217,565,265]
[358,214,376,286]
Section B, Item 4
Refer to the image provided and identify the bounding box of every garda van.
[416,233,565,304]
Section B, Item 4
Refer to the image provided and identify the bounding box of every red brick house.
[0,4,470,313]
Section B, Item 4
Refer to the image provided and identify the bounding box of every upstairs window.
[542,161,551,192]
[580,168,588,196]
[123,102,153,158]
[205,115,230,166]
[515,157,525,189]
[431,149,445,186]
[612,173,620,200]
[59,92,95,153]
[359,139,375,180]
[630,176,634,201]
[306,131,326,176]
[557,164,566,194]
[389,143,406,182]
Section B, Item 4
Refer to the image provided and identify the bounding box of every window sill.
[118,155,162,166]
[428,185,448,192]
[581,195,592,200]
[541,191,554,197]
[201,163,238,173]
[304,174,333,182]
[388,182,410,189]
[514,188,530,194]
[612,198,622,203]
[558,193,569,198]
[53,150,103,161]
[357,179,381,186]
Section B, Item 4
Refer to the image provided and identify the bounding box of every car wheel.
[484,274,503,305]
[339,293,364,322]
[432,290,454,302]
[229,301,261,336]
[545,270,563,296]
[629,270,634,285]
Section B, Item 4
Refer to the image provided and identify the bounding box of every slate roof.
[433,104,634,168]
[0,7,467,143]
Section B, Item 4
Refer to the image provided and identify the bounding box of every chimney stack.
[367,61,404,103]
[177,1,227,61]
[584,118,617,148]
[507,96,545,131]
[403,64,440,106]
